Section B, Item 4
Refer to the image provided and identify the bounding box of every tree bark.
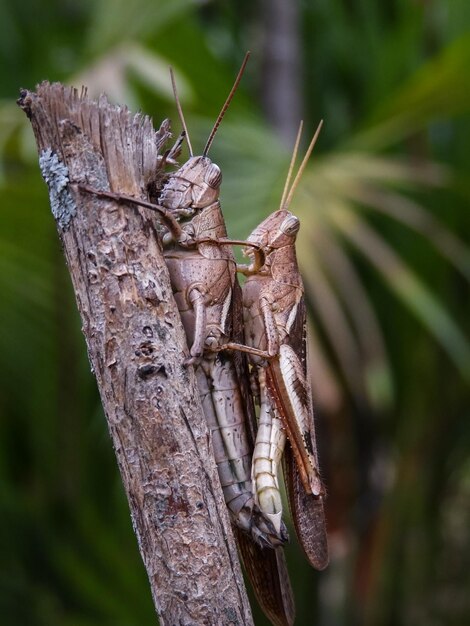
[18,82,253,626]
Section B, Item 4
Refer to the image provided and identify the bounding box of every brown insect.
[222,121,329,571]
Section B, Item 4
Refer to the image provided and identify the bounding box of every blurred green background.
[1,1,469,625]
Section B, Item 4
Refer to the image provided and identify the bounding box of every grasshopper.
[156,56,289,549]
[80,55,296,625]
[222,121,329,571]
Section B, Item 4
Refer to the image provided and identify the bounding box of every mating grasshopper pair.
[81,53,327,626]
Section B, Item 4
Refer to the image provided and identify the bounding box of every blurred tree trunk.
[259,0,303,145]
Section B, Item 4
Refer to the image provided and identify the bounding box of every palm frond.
[329,203,470,378]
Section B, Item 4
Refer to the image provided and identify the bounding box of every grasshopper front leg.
[195,237,266,274]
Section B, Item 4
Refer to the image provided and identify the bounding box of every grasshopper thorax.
[159,155,222,213]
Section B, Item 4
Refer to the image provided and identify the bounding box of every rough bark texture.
[18,82,253,626]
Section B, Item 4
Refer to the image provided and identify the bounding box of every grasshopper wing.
[271,298,329,570]
[235,528,295,626]
[283,446,329,570]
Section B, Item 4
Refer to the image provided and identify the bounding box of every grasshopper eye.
[280,214,300,236]
[205,163,222,188]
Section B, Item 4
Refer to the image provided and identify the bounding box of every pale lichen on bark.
[39,148,76,229]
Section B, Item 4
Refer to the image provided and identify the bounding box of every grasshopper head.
[159,155,222,213]
[247,209,300,256]
[163,54,250,216]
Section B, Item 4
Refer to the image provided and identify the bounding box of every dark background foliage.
[1,1,469,624]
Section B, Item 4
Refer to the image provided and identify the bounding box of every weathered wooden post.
[18,82,253,626]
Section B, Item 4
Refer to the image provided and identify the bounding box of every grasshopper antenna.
[169,67,193,157]
[279,120,304,210]
[283,120,323,211]
[203,51,251,157]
